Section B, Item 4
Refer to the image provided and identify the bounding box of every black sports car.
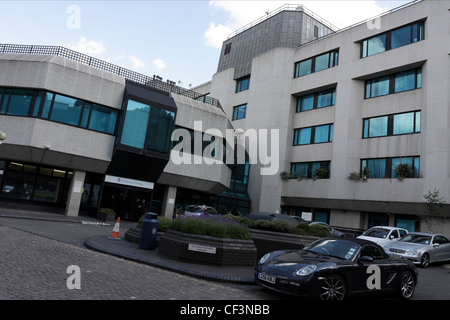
[255,237,418,300]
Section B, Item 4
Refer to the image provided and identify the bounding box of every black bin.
[139,212,159,250]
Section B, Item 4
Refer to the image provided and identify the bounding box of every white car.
[358,226,408,249]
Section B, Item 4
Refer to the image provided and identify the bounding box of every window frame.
[361,156,420,179]
[232,104,247,121]
[235,76,250,93]
[293,124,333,146]
[365,68,422,99]
[294,49,339,78]
[363,110,421,138]
[361,20,425,58]
[290,161,331,179]
[296,88,336,112]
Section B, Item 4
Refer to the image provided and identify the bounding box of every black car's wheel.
[398,271,415,300]
[420,253,430,268]
[320,275,346,300]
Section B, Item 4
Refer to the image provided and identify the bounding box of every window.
[361,21,425,58]
[146,108,175,154]
[232,104,247,120]
[294,49,339,78]
[296,88,336,112]
[88,104,118,135]
[294,124,333,145]
[120,99,151,149]
[360,245,385,260]
[365,68,422,98]
[363,111,420,138]
[361,156,420,179]
[50,94,83,126]
[224,43,232,55]
[291,161,330,179]
[0,88,34,116]
[236,76,250,93]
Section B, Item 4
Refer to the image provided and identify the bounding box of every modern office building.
[195,0,450,233]
[0,45,249,220]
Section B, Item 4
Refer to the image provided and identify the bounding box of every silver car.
[385,232,450,268]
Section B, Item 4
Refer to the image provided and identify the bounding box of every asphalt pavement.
[0,205,255,285]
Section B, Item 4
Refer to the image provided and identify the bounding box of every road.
[0,216,449,303]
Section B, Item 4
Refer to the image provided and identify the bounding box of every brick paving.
[0,226,269,300]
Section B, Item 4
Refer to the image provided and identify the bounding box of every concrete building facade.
[199,0,450,233]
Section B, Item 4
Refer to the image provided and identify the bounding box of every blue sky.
[0,0,411,88]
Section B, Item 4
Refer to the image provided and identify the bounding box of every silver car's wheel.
[420,253,430,268]
[399,271,415,300]
[320,275,346,300]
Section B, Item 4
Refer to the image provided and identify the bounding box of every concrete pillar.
[65,170,86,217]
[161,186,178,220]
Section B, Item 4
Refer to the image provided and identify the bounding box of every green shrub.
[295,223,331,237]
[166,216,250,240]
[136,215,171,232]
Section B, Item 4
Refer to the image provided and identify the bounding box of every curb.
[84,236,255,285]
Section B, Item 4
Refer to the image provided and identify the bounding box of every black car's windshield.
[400,234,432,245]
[305,239,360,260]
[363,227,390,238]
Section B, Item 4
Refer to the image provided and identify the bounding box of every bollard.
[139,212,159,250]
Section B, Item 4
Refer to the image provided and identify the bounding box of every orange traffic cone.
[108,217,121,240]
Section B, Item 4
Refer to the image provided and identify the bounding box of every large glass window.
[88,104,117,135]
[294,49,339,78]
[294,124,333,145]
[296,88,336,112]
[363,111,420,138]
[361,21,425,58]
[365,68,422,98]
[50,94,83,126]
[146,108,175,154]
[361,156,420,179]
[120,99,151,149]
[291,161,330,179]
[7,89,34,116]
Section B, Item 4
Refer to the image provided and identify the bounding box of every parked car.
[358,226,408,248]
[385,232,450,268]
[183,205,219,217]
[246,212,304,227]
[307,221,345,237]
[255,237,418,300]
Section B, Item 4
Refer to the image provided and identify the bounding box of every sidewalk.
[0,205,255,285]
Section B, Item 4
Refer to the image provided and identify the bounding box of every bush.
[295,223,331,237]
[167,215,250,240]
[136,215,171,232]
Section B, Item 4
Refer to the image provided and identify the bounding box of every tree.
[422,189,446,232]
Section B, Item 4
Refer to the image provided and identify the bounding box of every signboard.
[301,212,313,221]
[188,244,217,254]
[105,175,154,190]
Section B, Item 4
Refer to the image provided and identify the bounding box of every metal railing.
[0,43,222,109]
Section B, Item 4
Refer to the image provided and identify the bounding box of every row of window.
[290,156,420,180]
[293,109,421,145]
[0,87,118,135]
[365,68,422,99]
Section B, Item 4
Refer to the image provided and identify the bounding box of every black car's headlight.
[296,265,317,276]
[259,253,271,265]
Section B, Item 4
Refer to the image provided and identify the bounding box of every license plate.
[258,272,276,284]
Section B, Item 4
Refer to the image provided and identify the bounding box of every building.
[196,0,450,233]
[0,45,249,220]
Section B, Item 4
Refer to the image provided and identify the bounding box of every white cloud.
[65,37,106,55]
[128,55,145,69]
[152,58,166,71]
[204,1,397,48]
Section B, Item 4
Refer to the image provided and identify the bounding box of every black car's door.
[349,244,392,293]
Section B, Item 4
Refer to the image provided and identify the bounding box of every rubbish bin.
[139,212,159,250]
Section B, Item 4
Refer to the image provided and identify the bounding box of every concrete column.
[161,186,178,220]
[65,170,86,217]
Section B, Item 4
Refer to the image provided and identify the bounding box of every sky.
[0,0,412,89]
